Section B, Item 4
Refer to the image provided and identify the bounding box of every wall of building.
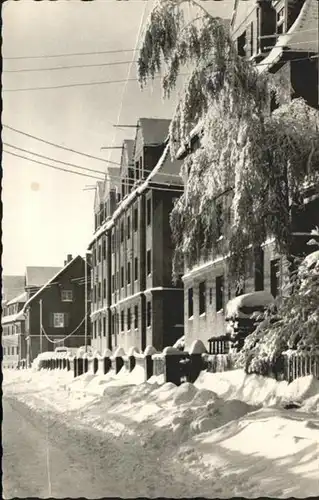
[26,258,90,362]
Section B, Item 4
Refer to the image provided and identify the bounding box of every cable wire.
[41,315,88,344]
[3,59,138,73]
[3,150,105,181]
[3,124,121,165]
[4,142,107,175]
[4,48,138,60]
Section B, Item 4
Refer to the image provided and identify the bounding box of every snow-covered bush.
[236,250,319,374]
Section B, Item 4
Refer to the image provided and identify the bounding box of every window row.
[187,276,225,318]
[187,257,280,318]
[111,301,152,333]
[3,346,19,356]
[2,323,23,335]
[3,303,20,316]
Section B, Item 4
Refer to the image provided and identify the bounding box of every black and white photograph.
[2,0,319,498]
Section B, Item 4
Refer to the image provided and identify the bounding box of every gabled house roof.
[138,118,171,146]
[2,275,25,303]
[25,266,61,288]
[6,291,27,306]
[23,255,87,312]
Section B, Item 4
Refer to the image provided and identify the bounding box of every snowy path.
[3,369,319,498]
[3,396,217,499]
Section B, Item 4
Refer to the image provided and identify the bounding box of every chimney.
[67,254,73,263]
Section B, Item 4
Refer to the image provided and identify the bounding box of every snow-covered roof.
[23,256,84,311]
[88,143,183,247]
[226,291,275,319]
[25,266,61,288]
[1,309,25,325]
[2,275,25,303]
[6,291,27,306]
[138,118,171,146]
[258,0,318,74]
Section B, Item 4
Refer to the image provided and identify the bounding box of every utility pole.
[39,299,43,354]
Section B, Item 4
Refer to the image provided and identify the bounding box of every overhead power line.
[3,59,138,74]
[3,124,121,166]
[2,74,186,93]
[3,150,105,181]
[4,48,137,60]
[4,142,107,175]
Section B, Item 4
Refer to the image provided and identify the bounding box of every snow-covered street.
[3,368,319,498]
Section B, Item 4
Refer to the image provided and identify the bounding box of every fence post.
[144,346,157,381]
[188,340,207,383]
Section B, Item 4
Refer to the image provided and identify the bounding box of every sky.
[2,0,234,276]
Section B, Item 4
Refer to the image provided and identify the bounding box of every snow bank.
[225,291,274,319]
[194,369,319,409]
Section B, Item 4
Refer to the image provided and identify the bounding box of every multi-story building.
[89,118,184,353]
[174,0,319,349]
[2,291,26,369]
[22,255,91,364]
[231,0,318,108]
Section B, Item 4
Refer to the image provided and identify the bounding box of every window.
[147,249,152,275]
[102,316,106,337]
[133,208,138,231]
[134,257,138,281]
[112,274,115,293]
[147,301,152,327]
[216,275,224,312]
[127,308,131,330]
[103,278,107,299]
[121,310,125,332]
[127,215,131,239]
[120,222,124,243]
[121,180,125,199]
[237,31,246,57]
[98,282,102,300]
[134,305,138,329]
[188,288,193,318]
[235,279,245,297]
[52,313,68,328]
[140,156,143,176]
[254,248,264,292]
[147,198,151,226]
[111,231,115,253]
[216,202,223,238]
[61,290,73,302]
[98,245,102,263]
[249,21,254,56]
[135,161,140,180]
[199,281,206,315]
[209,287,213,305]
[271,258,280,298]
[102,238,106,259]
[127,262,131,284]
[121,267,124,288]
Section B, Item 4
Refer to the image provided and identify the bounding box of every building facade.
[22,255,91,364]
[231,0,318,108]
[89,118,184,353]
[176,0,319,349]
[2,292,26,369]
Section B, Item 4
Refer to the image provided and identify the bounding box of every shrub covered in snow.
[236,251,319,374]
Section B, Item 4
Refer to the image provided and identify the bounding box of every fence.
[28,345,319,387]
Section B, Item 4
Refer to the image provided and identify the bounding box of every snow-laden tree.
[138,0,319,281]
[235,248,319,375]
